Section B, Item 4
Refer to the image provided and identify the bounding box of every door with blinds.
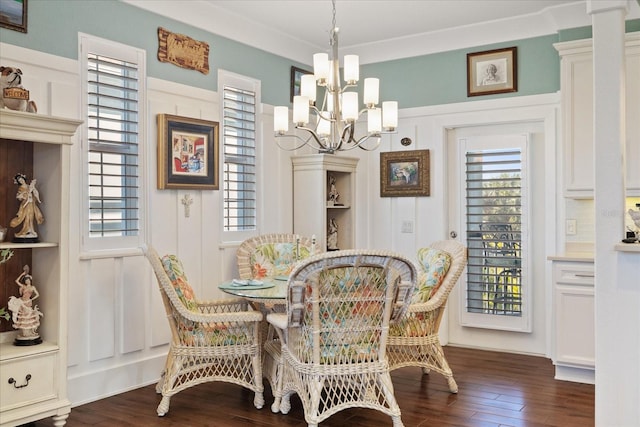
[452,134,531,333]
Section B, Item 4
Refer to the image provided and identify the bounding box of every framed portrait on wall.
[157,114,219,190]
[467,47,517,97]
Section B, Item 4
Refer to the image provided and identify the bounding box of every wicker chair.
[236,233,315,280]
[386,240,467,393]
[266,250,416,427]
[236,233,315,400]
[144,246,265,416]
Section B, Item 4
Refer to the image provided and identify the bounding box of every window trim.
[79,33,147,253]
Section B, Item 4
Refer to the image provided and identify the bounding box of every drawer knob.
[8,374,32,389]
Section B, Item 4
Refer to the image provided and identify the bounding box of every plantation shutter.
[222,85,256,231]
[87,53,139,237]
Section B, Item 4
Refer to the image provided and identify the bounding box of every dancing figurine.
[10,173,44,243]
[327,218,339,251]
[8,265,43,345]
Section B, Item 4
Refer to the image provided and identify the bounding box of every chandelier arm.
[274,133,325,152]
[295,125,330,151]
[339,83,357,94]
[352,134,382,151]
[327,134,381,152]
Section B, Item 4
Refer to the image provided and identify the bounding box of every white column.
[588,1,639,426]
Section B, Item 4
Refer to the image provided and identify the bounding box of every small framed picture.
[157,114,219,190]
[380,150,430,197]
[467,47,517,97]
[290,66,312,102]
[0,0,28,33]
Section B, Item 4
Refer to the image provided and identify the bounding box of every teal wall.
[1,1,638,109]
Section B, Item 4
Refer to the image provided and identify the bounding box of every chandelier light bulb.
[317,112,331,137]
[363,78,379,107]
[342,92,359,122]
[382,101,398,130]
[343,55,359,84]
[368,108,382,134]
[313,53,329,86]
[274,106,289,133]
[293,96,310,125]
[300,74,317,103]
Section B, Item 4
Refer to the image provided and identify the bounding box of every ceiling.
[124,0,640,64]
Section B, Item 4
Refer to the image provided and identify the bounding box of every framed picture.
[157,114,219,190]
[467,47,517,97]
[380,149,430,197]
[0,0,27,32]
[290,66,312,102]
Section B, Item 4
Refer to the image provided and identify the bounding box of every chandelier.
[273,0,397,154]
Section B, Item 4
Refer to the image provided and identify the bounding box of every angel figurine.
[9,173,44,243]
[8,265,44,345]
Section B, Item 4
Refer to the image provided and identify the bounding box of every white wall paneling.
[87,258,117,362]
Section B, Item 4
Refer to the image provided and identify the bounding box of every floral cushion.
[250,242,311,279]
[296,266,387,364]
[412,248,452,303]
[161,254,197,311]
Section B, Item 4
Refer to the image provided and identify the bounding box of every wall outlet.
[401,220,414,233]
[566,219,577,235]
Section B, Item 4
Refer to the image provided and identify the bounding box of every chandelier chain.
[332,0,336,31]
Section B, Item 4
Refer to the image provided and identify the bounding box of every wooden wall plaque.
[157,27,210,75]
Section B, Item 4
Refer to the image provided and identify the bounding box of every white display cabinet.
[0,110,81,427]
[292,154,359,252]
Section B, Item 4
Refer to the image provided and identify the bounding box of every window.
[458,134,531,333]
[465,149,522,316]
[80,34,146,251]
[219,71,260,237]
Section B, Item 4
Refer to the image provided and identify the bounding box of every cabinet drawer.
[552,262,594,286]
[0,351,57,411]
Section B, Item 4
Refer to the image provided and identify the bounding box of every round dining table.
[219,276,288,309]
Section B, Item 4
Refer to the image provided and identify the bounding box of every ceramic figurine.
[9,173,44,243]
[328,175,339,205]
[629,208,640,230]
[7,265,43,345]
[327,218,339,251]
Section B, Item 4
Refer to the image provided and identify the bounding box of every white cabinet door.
[555,34,640,198]
[552,260,595,384]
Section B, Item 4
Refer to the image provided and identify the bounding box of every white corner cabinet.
[292,154,359,252]
[551,259,595,384]
[0,110,81,427]
[554,32,640,198]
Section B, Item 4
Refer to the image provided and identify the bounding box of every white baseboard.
[67,354,166,407]
[554,364,595,385]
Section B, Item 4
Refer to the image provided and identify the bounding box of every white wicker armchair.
[236,233,315,280]
[266,250,416,427]
[386,240,467,393]
[145,246,265,416]
[236,233,315,400]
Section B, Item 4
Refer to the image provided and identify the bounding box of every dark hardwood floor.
[46,346,594,427]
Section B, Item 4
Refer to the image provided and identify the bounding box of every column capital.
[587,0,629,15]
